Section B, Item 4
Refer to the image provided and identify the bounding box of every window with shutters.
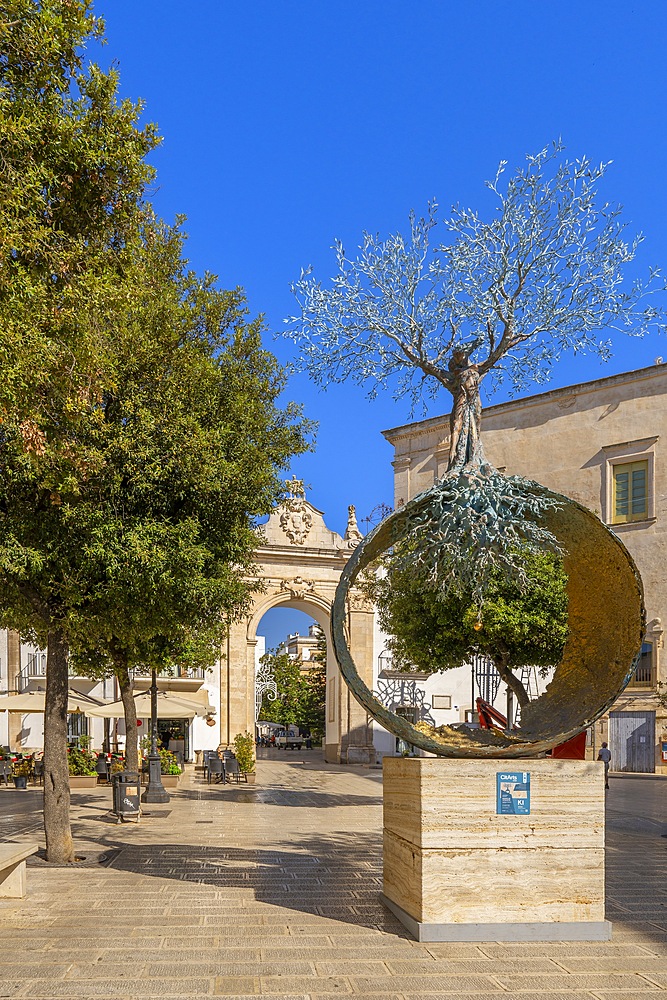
[601,438,656,526]
[612,460,649,524]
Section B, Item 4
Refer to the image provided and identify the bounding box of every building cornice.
[382,363,667,445]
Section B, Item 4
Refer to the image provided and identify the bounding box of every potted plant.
[138,737,182,786]
[233,731,256,783]
[158,748,182,788]
[68,736,98,789]
[12,759,30,789]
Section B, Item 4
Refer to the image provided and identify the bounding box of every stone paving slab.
[19,983,214,998]
[386,957,563,973]
[561,959,667,973]
[3,755,667,998]
[476,943,658,957]
[397,996,597,1000]
[350,975,502,992]
[493,973,659,990]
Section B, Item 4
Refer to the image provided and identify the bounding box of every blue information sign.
[496,771,531,815]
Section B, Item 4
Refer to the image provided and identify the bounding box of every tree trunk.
[43,630,75,863]
[116,661,138,773]
[493,651,530,710]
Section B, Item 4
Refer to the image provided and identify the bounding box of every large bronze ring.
[331,481,644,758]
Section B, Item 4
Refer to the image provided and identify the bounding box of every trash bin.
[112,771,141,823]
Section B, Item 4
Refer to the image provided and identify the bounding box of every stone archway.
[218,479,376,764]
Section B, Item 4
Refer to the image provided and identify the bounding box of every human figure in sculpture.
[448,349,483,472]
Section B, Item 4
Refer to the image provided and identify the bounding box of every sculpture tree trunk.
[447,363,532,710]
[116,661,138,773]
[448,363,488,473]
[43,630,74,863]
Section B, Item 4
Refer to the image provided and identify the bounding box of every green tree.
[0,0,158,862]
[0,5,310,861]
[259,630,327,740]
[374,549,569,708]
[259,651,306,729]
[62,216,309,776]
[301,626,326,740]
[0,0,157,433]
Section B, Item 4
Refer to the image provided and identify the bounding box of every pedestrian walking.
[597,741,611,789]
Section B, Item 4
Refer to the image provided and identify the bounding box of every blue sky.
[94,2,667,646]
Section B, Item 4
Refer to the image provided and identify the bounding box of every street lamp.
[141,667,169,804]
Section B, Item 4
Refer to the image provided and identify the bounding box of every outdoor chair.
[33,759,44,785]
[0,761,11,785]
[95,757,109,782]
[207,757,224,784]
[202,750,215,779]
[224,757,242,784]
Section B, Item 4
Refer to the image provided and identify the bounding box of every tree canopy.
[286,143,666,606]
[286,143,666,415]
[0,1,311,861]
[373,548,569,708]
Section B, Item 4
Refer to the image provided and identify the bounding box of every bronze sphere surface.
[331,481,644,758]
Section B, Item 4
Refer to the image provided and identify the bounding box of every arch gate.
[218,480,376,764]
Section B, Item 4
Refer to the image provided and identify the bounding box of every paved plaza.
[1,752,667,999]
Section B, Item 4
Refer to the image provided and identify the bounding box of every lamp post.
[141,667,169,803]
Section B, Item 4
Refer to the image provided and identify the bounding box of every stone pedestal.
[382,757,610,942]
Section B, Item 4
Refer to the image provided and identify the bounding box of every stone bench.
[0,844,38,898]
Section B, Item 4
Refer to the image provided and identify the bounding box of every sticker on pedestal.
[496,772,531,814]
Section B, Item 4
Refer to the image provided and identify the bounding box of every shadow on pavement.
[175,785,382,807]
[102,830,410,936]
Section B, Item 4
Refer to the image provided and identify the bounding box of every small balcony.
[626,642,656,691]
[17,652,47,692]
[133,665,208,693]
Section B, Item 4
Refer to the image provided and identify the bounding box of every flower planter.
[243,772,256,784]
[159,773,181,788]
[12,776,27,790]
[68,775,98,789]
[139,772,181,787]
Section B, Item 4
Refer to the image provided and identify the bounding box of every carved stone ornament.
[279,502,313,545]
[279,576,315,601]
[348,588,374,613]
[278,477,313,544]
[343,504,364,549]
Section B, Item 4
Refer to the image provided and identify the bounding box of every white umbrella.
[86,690,211,720]
[0,689,103,714]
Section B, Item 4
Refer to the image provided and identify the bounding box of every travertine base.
[0,844,38,898]
[382,757,610,942]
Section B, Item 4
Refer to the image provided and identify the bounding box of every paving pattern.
[1,752,667,999]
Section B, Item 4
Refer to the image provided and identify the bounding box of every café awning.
[86,689,213,720]
[0,689,104,714]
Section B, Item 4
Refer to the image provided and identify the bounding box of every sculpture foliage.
[287,143,666,603]
[287,142,665,413]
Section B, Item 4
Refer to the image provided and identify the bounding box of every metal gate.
[609,710,655,773]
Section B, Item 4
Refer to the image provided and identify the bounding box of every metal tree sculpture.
[285,143,660,755]
[286,143,666,601]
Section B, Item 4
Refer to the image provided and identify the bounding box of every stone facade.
[383,362,667,772]
[227,481,375,764]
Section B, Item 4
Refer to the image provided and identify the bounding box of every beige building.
[383,362,667,773]
[277,623,323,671]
